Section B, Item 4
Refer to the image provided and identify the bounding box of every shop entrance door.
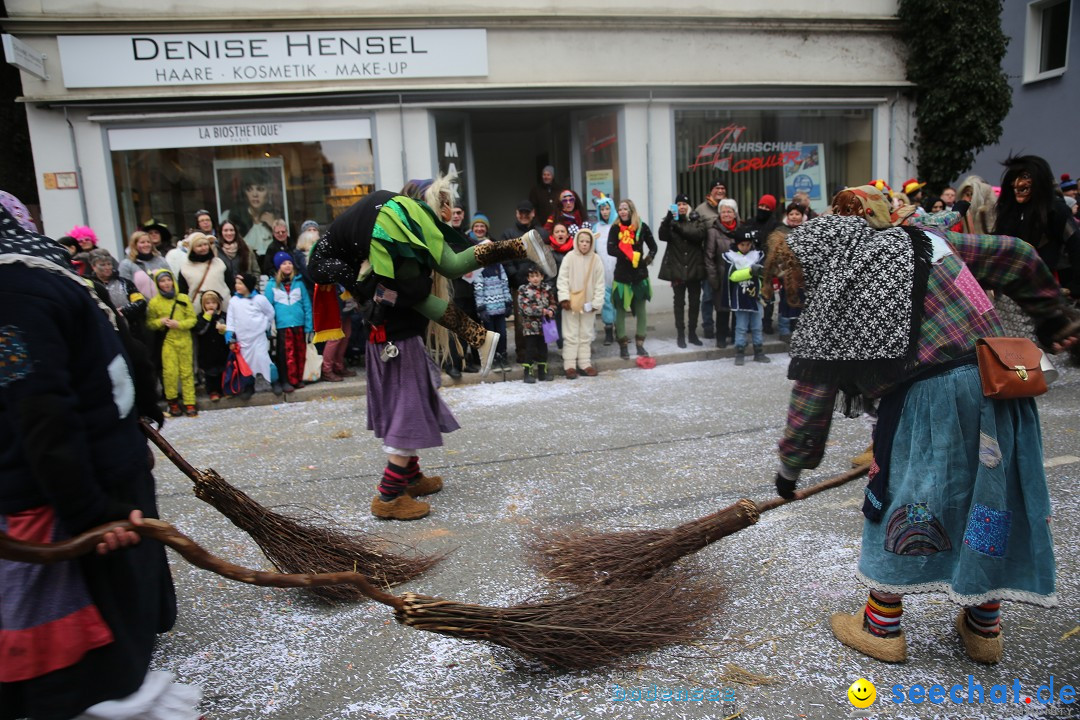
[463,107,571,234]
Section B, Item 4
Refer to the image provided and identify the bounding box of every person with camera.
[658,193,708,348]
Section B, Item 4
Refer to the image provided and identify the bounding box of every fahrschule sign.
[57,29,487,89]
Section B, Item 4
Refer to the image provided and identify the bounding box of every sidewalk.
[197,310,790,411]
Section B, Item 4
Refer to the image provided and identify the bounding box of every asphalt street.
[148,353,1080,720]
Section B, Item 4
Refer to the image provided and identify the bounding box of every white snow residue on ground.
[147,354,1079,720]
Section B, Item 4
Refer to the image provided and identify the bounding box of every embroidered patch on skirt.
[963,503,1012,558]
[978,432,1002,469]
[884,502,952,556]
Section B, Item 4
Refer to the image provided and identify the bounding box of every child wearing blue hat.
[264,251,312,392]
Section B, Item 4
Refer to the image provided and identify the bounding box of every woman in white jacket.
[557,227,607,378]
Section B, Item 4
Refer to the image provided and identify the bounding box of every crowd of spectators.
[45,155,1080,410]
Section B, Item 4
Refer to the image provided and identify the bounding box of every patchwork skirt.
[856,363,1056,607]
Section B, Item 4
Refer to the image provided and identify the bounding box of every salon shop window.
[109,117,375,252]
[674,108,873,215]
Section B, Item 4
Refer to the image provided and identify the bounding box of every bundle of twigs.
[140,420,442,601]
[395,571,721,669]
[531,466,869,587]
[0,519,720,670]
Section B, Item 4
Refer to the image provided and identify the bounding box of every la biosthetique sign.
[58,29,487,88]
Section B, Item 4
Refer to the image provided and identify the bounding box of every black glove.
[775,473,796,500]
[750,264,765,278]
[951,200,971,218]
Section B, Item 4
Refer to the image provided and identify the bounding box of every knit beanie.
[200,289,222,312]
[675,193,691,205]
[238,273,258,294]
[300,219,321,233]
[471,213,490,231]
[273,251,293,270]
[1061,174,1077,193]
[758,194,777,211]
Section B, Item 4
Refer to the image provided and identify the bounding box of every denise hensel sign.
[58,29,487,89]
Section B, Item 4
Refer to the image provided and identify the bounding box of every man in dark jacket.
[694,179,728,338]
[658,194,708,347]
[528,165,562,227]
[501,200,542,363]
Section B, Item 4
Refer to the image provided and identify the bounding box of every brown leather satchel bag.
[974,337,1048,399]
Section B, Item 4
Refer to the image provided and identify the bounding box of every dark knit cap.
[239,273,258,293]
[273,251,293,269]
[675,193,691,205]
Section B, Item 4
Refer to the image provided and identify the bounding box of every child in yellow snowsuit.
[146,268,197,417]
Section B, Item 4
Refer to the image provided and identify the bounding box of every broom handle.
[140,418,203,482]
[754,464,870,515]
[0,517,406,612]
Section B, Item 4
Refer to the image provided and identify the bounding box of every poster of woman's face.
[213,158,288,254]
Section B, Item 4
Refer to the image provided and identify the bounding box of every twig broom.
[140,419,442,601]
[1,518,721,670]
[531,466,869,587]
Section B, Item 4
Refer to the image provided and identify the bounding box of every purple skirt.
[366,335,460,449]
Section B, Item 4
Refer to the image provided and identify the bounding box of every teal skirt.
[856,363,1057,607]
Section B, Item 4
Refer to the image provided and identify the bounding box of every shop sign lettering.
[196,123,282,143]
[58,30,487,89]
[108,117,372,152]
[690,124,803,174]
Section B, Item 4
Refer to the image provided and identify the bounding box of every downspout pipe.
[398,94,407,182]
[645,90,654,227]
[64,106,89,225]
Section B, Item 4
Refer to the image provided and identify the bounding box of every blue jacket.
[264,277,313,332]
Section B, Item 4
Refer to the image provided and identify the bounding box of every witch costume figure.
[773,185,1080,665]
[308,171,556,377]
[0,202,200,718]
[308,173,554,519]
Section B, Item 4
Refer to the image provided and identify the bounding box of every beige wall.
[8,31,907,104]
[7,0,916,282]
[6,1,898,19]
[6,6,905,102]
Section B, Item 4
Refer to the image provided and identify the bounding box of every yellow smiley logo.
[848,678,877,709]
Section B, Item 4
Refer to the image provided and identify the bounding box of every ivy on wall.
[897,0,1012,189]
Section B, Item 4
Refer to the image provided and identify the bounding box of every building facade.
[3,0,916,261]
[969,0,1077,189]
